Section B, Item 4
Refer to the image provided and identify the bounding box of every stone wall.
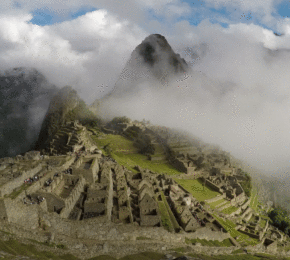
[4,198,39,229]
[238,229,260,240]
[241,206,252,219]
[37,211,230,244]
[228,206,242,217]
[0,199,7,220]
[105,166,113,221]
[60,176,85,218]
[171,158,187,173]
[0,164,42,197]
[59,156,76,170]
[91,157,99,182]
[205,194,226,203]
[205,179,223,194]
[241,198,250,210]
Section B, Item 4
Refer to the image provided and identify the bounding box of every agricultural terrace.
[185,237,234,247]
[174,178,220,201]
[212,214,260,246]
[221,205,239,215]
[250,187,259,213]
[91,133,182,175]
[206,198,227,210]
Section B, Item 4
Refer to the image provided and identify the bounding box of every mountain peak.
[134,34,188,74]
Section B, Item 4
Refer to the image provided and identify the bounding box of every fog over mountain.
[0,67,58,158]
[1,6,290,179]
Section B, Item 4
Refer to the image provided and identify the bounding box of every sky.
[2,0,290,175]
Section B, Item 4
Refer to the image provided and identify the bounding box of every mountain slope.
[35,85,100,151]
[0,67,58,158]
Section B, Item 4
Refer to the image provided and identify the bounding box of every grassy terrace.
[9,183,30,199]
[211,214,260,246]
[158,201,174,232]
[250,187,259,213]
[173,178,220,201]
[91,133,182,175]
[207,198,227,209]
[0,238,77,260]
[185,237,234,247]
[221,205,239,215]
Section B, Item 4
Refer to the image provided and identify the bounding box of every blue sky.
[27,0,290,34]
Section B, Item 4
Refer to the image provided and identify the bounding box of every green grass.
[250,187,259,213]
[87,256,116,260]
[118,252,164,260]
[207,198,227,209]
[211,214,260,246]
[0,239,78,260]
[174,178,220,201]
[160,191,180,231]
[185,237,234,247]
[136,236,150,240]
[92,134,182,175]
[221,205,239,215]
[158,201,174,232]
[9,183,30,199]
[231,249,245,254]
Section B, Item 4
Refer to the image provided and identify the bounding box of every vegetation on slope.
[173,178,220,201]
[91,133,182,175]
[239,171,252,197]
[269,206,290,236]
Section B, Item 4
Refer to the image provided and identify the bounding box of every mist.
[98,21,290,175]
[1,3,290,177]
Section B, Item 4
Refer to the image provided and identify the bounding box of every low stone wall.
[91,157,99,182]
[205,179,223,194]
[0,199,7,220]
[0,164,42,197]
[171,158,187,173]
[229,206,242,217]
[241,206,252,219]
[244,212,253,222]
[238,229,260,239]
[60,177,85,218]
[205,194,226,203]
[4,198,39,229]
[241,198,250,210]
[185,227,230,241]
[218,203,231,211]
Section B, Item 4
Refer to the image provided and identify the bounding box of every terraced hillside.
[90,130,182,175]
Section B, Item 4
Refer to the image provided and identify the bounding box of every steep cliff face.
[35,86,99,151]
[0,67,58,158]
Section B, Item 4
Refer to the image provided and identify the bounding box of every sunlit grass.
[92,134,182,175]
[174,178,220,201]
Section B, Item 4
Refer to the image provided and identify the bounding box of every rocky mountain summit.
[90,34,189,116]
[0,67,58,158]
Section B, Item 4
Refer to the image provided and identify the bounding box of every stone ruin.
[0,121,284,256]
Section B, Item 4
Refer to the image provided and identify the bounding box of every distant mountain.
[0,67,58,158]
[91,34,189,114]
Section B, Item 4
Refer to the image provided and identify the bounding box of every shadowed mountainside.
[35,85,100,151]
[0,67,58,158]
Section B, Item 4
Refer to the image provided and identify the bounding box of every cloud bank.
[1,1,290,175]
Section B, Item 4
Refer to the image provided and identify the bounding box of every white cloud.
[2,0,290,176]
